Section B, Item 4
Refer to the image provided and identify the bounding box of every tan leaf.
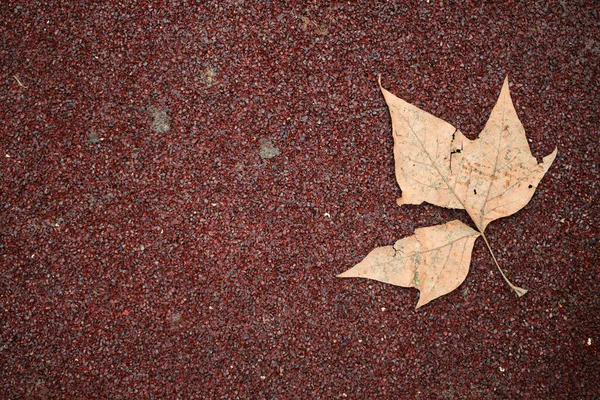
[380,76,557,231]
[379,79,473,210]
[339,76,557,307]
[338,220,480,308]
[454,77,558,231]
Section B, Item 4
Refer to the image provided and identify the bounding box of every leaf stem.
[480,233,528,297]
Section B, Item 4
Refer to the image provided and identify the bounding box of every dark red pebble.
[1,1,597,398]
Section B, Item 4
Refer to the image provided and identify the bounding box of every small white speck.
[5,154,10,158]
[499,367,505,372]
[260,375,266,380]
[358,339,363,343]
[587,338,592,346]
[324,212,331,218]
[208,306,213,310]
[381,307,386,312]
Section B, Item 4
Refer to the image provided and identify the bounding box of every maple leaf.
[338,76,558,308]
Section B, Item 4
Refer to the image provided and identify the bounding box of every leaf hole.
[473,189,477,195]
[528,184,533,189]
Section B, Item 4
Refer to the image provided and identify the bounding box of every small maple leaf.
[338,76,558,308]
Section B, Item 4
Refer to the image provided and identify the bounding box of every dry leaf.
[338,220,480,308]
[339,76,557,308]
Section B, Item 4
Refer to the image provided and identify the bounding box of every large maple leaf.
[338,76,557,308]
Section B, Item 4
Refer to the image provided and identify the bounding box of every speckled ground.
[1,1,598,398]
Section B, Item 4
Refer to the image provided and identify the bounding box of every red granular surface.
[1,1,598,398]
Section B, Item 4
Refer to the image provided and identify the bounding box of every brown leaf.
[338,220,480,308]
[380,76,557,231]
[455,77,557,232]
[339,76,557,308]
[380,81,474,210]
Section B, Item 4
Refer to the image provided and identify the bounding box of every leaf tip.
[544,147,559,166]
[415,297,430,310]
[336,270,352,278]
[501,75,511,95]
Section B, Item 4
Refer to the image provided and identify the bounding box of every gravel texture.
[1,1,598,398]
